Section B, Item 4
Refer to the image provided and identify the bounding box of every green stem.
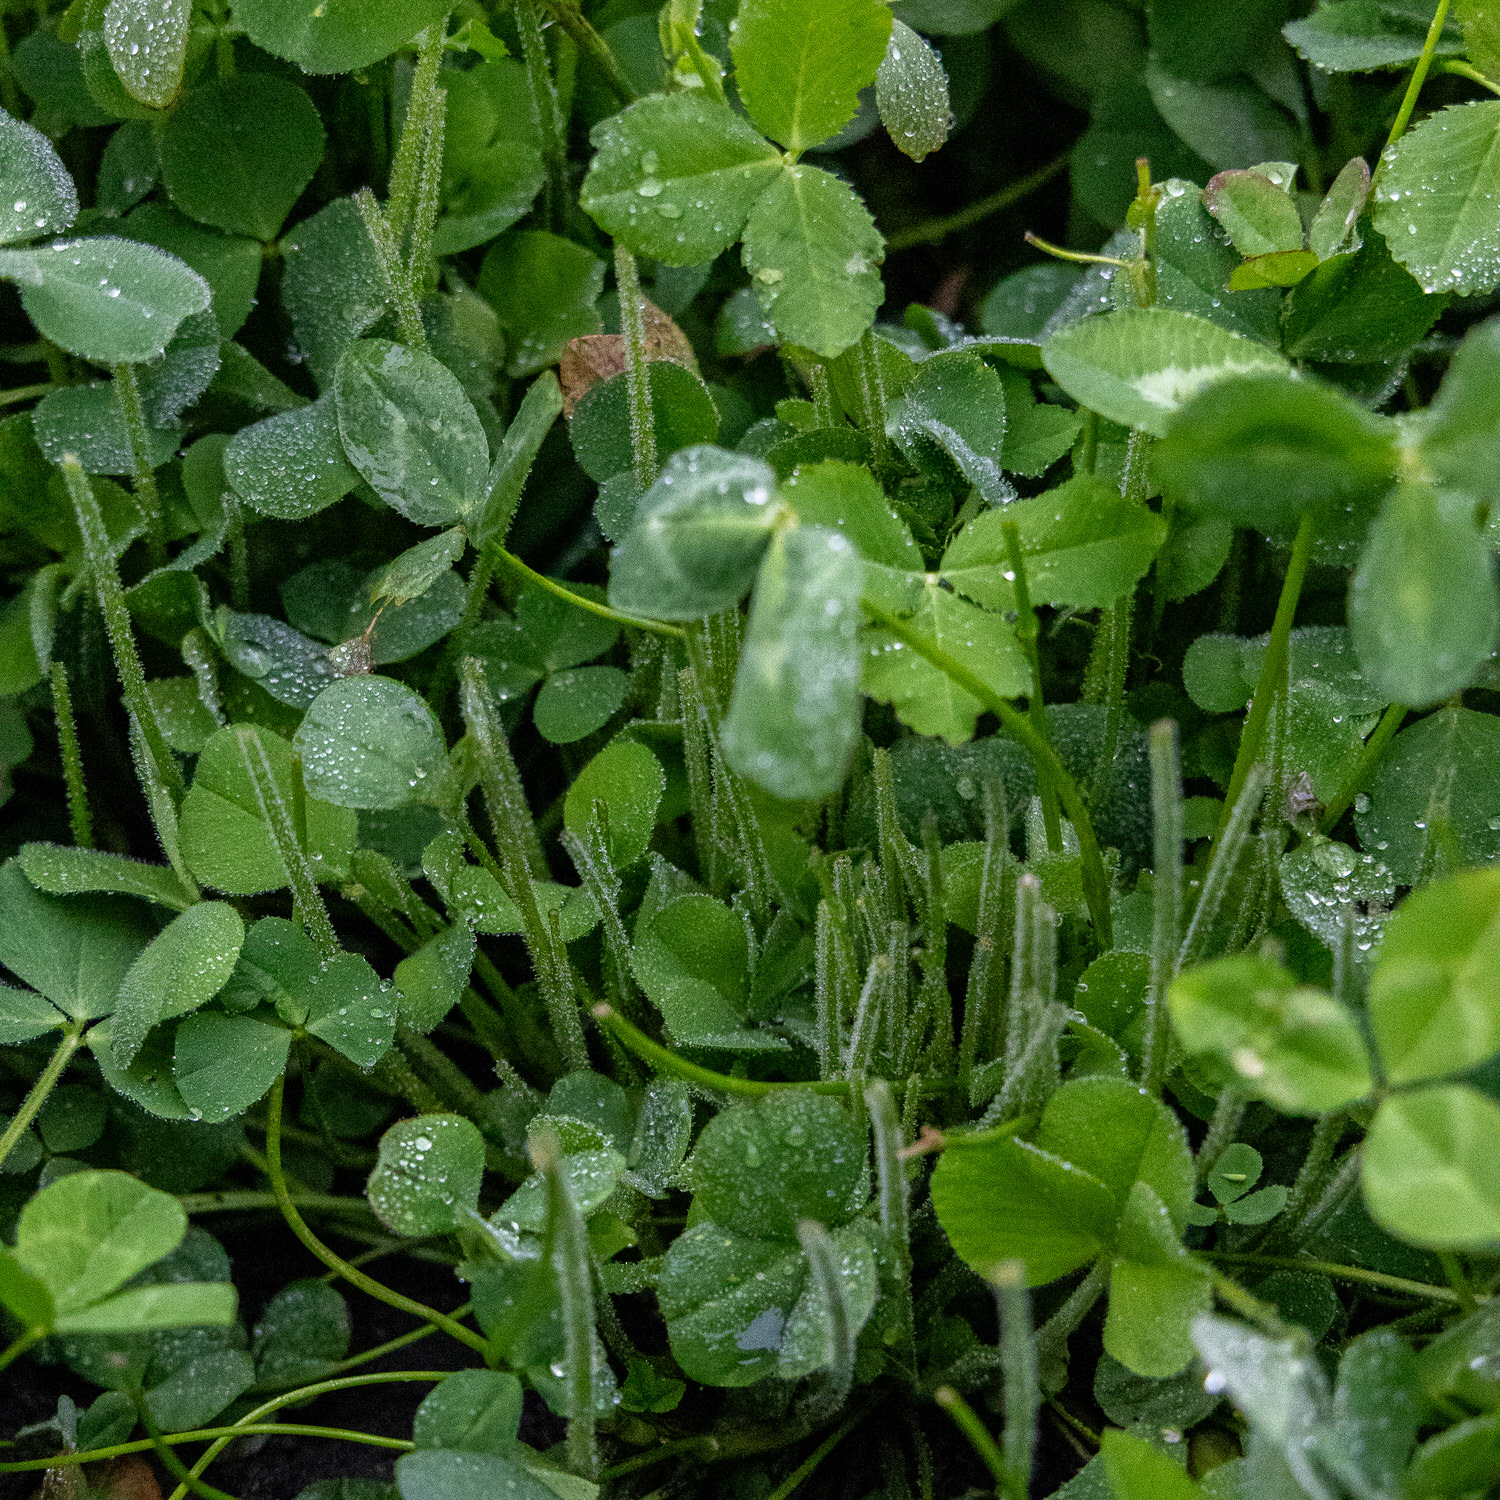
[1440,1252,1480,1315]
[994,1263,1037,1500]
[1387,0,1453,145]
[61,456,185,797]
[1209,1270,1293,1337]
[518,0,569,230]
[177,1189,375,1216]
[136,1400,241,1500]
[0,1022,83,1171]
[1002,520,1061,852]
[1216,512,1317,842]
[614,242,659,491]
[763,1409,866,1500]
[0,380,55,408]
[0,1324,44,1376]
[1437,58,1500,95]
[492,547,685,638]
[1205,1252,1458,1304]
[387,23,446,248]
[885,155,1071,250]
[866,1080,916,1378]
[265,1076,488,1354]
[50,661,92,847]
[861,598,1113,946]
[355,187,428,349]
[1,1424,414,1474]
[1319,702,1406,832]
[111,363,163,554]
[935,1387,1012,1500]
[538,0,636,104]
[1142,720,1182,1098]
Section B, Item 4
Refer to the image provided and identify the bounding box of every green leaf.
[781,457,922,580]
[1279,837,1394,959]
[295,677,452,812]
[1145,65,1302,171]
[1042,308,1286,438]
[412,1369,522,1455]
[689,1092,863,1240]
[280,197,386,387]
[731,0,892,151]
[877,20,951,162]
[179,724,356,895]
[374,531,467,610]
[608,446,780,620]
[1364,1084,1500,1250]
[0,861,152,1022]
[1105,1182,1212,1378]
[110,902,244,1068]
[367,1115,485,1237]
[1310,157,1372,262]
[14,1169,185,1316]
[1154,188,1282,346]
[1367,868,1500,1084]
[0,1249,54,1329]
[1285,0,1466,71]
[0,106,77,243]
[220,613,338,710]
[533,667,628,745]
[0,986,66,1045]
[1204,168,1306,258]
[722,525,864,800]
[173,1011,291,1123]
[494,1142,626,1229]
[335,339,490,527]
[158,75,323,242]
[476,231,603,377]
[864,579,1028,744]
[1227,248,1319,290]
[1374,100,1500,295]
[13,236,210,365]
[17,843,194,910]
[472,372,563,550]
[1100,1427,1203,1500]
[887,349,1009,504]
[941,473,1167,611]
[394,921,476,1035]
[252,1279,350,1385]
[101,0,189,108]
[742,165,884,360]
[121,203,262,341]
[1418,313,1500,504]
[396,1451,560,1500]
[225,393,360,521]
[1322,1329,1424,1495]
[32,382,177,477]
[569,362,719,485]
[563,739,664,869]
[231,0,453,74]
[1168,952,1373,1113]
[931,1120,1118,1284]
[580,93,781,266]
[1154,371,1397,535]
[1350,480,1497,709]
[285,560,463,666]
[56,1278,237,1334]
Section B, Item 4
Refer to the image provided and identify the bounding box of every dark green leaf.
[367,1115,485,1236]
[476,231,603,378]
[231,0,453,74]
[0,106,77,243]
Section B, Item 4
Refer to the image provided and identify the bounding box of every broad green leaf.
[689,1092,863,1240]
[394,921,476,1035]
[0,985,66,1044]
[374,531,467,609]
[231,0,453,74]
[731,0,892,151]
[295,677,452,812]
[102,0,189,108]
[412,1369,522,1455]
[722,525,864,800]
[284,559,464,666]
[280,197,386,387]
[877,20,951,162]
[1169,953,1373,1113]
[1375,100,1500,294]
[1154,371,1397,535]
[1279,836,1394,960]
[1321,1329,1423,1495]
[1100,1428,1203,1500]
[1148,0,1296,81]
[1042,308,1286,438]
[563,739,664,869]
[1154,188,1282,345]
[335,340,490,527]
[472,372,563,549]
[1368,868,1500,1083]
[55,1278,236,1334]
[581,93,780,266]
[1228,248,1320,290]
[14,1169,185,1315]
[533,668,628,744]
[742,166,884,360]
[0,861,152,1021]
[0,1250,54,1329]
[1310,157,1372,261]
[570,361,719,485]
[1285,0,1466,71]
[32,382,177,476]
[863,579,1028,744]
[1459,0,1500,79]
[781,458,922,580]
[1350,481,1497,709]
[942,473,1167,612]
[224,393,359,521]
[777,1222,878,1379]
[1418,313,1500,503]
[17,843,194,910]
[125,201,262,340]
[110,902,244,1067]
[1145,65,1302,171]
[397,1450,559,1500]
[220,613,338,710]
[609,446,779,619]
[1104,1181,1212,1377]
[930,1121,1118,1285]
[1364,1085,1500,1250]
[494,1143,626,1230]
[251,1279,350,1385]
[476,231,603,377]
[897,0,1020,34]
[174,1011,291,1122]
[887,349,1009,504]
[0,107,77,243]
[14,237,210,365]
[160,75,324,241]
[179,724,356,894]
[367,1115,485,1237]
[1204,168,1305,257]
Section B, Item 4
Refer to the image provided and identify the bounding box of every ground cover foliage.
[3,0,1500,1497]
